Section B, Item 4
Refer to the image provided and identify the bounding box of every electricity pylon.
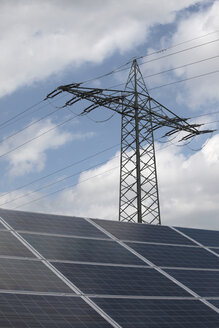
[46,59,213,224]
[119,59,160,224]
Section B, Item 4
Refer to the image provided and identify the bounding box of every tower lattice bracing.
[119,60,160,224]
[46,59,213,225]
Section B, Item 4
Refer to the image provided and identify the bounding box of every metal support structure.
[119,60,161,224]
[46,60,213,225]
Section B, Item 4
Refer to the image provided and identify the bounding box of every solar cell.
[126,242,219,268]
[0,293,112,328]
[0,208,108,238]
[210,248,219,255]
[0,221,6,230]
[0,231,35,258]
[176,227,219,247]
[92,298,219,328]
[0,258,72,293]
[1,207,219,327]
[21,233,145,265]
[166,269,219,297]
[209,300,219,309]
[52,262,189,296]
[93,219,195,245]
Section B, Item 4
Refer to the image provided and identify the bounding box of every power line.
[107,54,219,89]
[100,68,219,97]
[2,35,218,136]
[4,125,214,211]
[0,106,63,146]
[201,120,219,126]
[0,155,120,207]
[0,112,79,160]
[11,165,119,210]
[185,131,214,152]
[0,93,70,135]
[0,94,67,132]
[0,100,44,129]
[188,111,219,119]
[143,54,219,79]
[134,30,219,61]
[7,132,218,218]
[148,69,219,91]
[139,38,219,67]
[67,107,116,124]
[81,61,131,85]
[2,32,219,210]
[4,135,197,210]
[1,57,215,155]
[103,37,219,79]
[1,133,173,208]
[1,31,218,134]
[80,30,219,86]
[44,58,215,223]
[1,130,193,207]
[0,143,119,199]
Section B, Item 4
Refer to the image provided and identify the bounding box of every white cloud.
[156,136,219,229]
[0,118,93,176]
[59,134,219,230]
[4,134,219,230]
[0,152,120,217]
[143,0,219,108]
[56,153,120,219]
[1,0,218,232]
[0,0,205,97]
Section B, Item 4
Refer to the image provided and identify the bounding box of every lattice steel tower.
[46,59,212,225]
[119,59,160,224]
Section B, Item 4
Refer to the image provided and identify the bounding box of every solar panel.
[92,218,195,244]
[0,208,108,238]
[126,242,219,268]
[211,248,219,254]
[0,208,218,327]
[21,233,145,265]
[91,298,219,328]
[165,269,219,297]
[0,231,35,258]
[210,300,219,309]
[0,294,113,328]
[52,262,189,296]
[176,226,219,247]
[0,258,72,293]
[0,221,6,230]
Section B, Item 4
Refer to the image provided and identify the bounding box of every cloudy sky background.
[0,0,219,229]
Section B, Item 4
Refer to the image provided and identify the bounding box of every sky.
[0,0,219,230]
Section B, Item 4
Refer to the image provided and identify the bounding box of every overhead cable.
[148,69,219,91]
[0,113,78,160]
[12,166,119,210]
[0,156,120,207]
[107,54,219,89]
[0,143,119,199]
[80,30,219,85]
[0,94,66,131]
[0,100,44,129]
[0,106,62,146]
[4,134,203,210]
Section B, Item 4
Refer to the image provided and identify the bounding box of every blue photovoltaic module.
[0,208,218,327]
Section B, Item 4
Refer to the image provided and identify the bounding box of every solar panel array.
[0,208,218,327]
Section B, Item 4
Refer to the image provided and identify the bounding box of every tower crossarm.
[46,85,214,141]
[46,59,214,225]
[46,84,133,116]
[146,97,214,141]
